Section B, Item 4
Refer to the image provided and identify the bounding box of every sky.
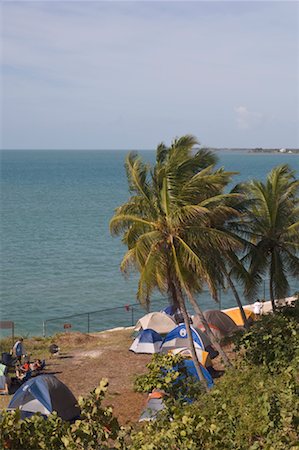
[1,1,299,150]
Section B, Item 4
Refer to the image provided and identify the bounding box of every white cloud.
[234,106,264,130]
[1,1,298,149]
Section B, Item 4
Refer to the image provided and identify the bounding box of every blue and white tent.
[130,329,163,354]
[161,324,205,352]
[161,305,179,317]
[176,359,214,389]
[8,375,80,421]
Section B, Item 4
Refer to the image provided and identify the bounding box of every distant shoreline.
[1,148,299,154]
[213,148,299,154]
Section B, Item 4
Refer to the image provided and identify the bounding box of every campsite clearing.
[0,328,233,424]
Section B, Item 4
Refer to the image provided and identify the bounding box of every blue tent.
[130,329,163,354]
[8,374,80,421]
[161,324,205,351]
[162,305,178,316]
[180,359,214,389]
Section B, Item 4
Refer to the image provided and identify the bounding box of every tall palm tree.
[110,136,241,383]
[238,165,299,312]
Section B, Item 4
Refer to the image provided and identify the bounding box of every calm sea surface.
[1,150,298,337]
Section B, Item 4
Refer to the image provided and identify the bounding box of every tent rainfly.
[8,374,80,421]
[193,310,239,340]
[130,329,163,354]
[134,312,176,334]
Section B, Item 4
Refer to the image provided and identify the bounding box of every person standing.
[12,337,26,363]
[253,299,263,319]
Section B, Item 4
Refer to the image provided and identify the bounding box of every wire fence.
[43,299,166,337]
[42,278,298,337]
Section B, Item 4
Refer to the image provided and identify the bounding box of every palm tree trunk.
[269,271,276,312]
[222,267,250,330]
[167,273,180,312]
[185,290,232,368]
[177,291,209,392]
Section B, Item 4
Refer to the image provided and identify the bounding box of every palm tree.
[110,136,241,384]
[238,165,299,312]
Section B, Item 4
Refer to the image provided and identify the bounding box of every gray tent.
[139,391,166,422]
[8,374,80,421]
[193,310,239,340]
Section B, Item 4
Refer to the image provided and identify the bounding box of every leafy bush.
[129,308,299,449]
[0,379,126,450]
[130,363,299,449]
[134,353,204,403]
[234,303,299,372]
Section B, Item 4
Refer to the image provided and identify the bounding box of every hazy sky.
[1,1,299,150]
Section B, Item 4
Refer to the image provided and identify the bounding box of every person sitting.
[15,359,30,380]
[29,359,45,371]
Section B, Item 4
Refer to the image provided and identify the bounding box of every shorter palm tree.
[239,165,299,311]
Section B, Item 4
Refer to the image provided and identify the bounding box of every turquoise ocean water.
[1,150,298,337]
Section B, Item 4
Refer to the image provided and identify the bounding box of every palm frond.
[125,152,151,200]
[109,214,156,236]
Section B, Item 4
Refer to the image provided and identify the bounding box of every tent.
[192,328,219,360]
[193,310,239,340]
[135,312,176,334]
[161,324,205,351]
[130,329,163,354]
[169,347,209,366]
[139,390,166,422]
[8,374,80,421]
[139,359,214,421]
[194,328,212,349]
[161,305,178,316]
[224,307,255,326]
[178,359,214,389]
[160,324,208,363]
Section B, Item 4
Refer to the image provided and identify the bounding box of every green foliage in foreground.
[130,305,299,449]
[0,379,126,450]
[134,353,204,402]
[1,306,299,449]
[130,363,299,450]
[234,301,299,372]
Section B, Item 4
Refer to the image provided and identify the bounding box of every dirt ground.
[0,328,232,425]
[52,329,152,424]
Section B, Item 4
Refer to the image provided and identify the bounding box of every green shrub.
[0,379,126,450]
[134,353,204,403]
[129,309,299,449]
[129,363,299,449]
[234,304,299,372]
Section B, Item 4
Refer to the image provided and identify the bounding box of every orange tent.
[223,308,254,326]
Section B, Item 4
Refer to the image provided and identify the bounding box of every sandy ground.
[0,328,232,425]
